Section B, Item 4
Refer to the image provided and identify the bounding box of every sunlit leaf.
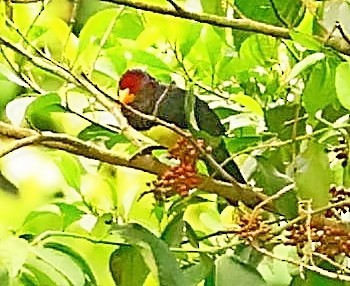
[24,254,71,286]
[44,242,97,285]
[289,31,322,51]
[0,237,29,278]
[184,202,222,233]
[201,26,222,71]
[31,246,85,286]
[52,151,83,190]
[285,52,325,83]
[295,141,331,209]
[26,93,66,131]
[335,61,350,111]
[229,92,264,116]
[178,22,202,57]
[78,8,120,53]
[22,209,63,235]
[303,58,338,118]
[130,49,171,71]
[240,35,279,68]
[54,202,85,229]
[201,0,225,15]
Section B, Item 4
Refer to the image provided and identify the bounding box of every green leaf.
[229,92,264,116]
[78,9,143,67]
[201,26,222,70]
[285,52,325,83]
[26,93,66,131]
[178,23,202,58]
[112,223,186,286]
[183,254,214,286]
[289,31,322,51]
[272,0,305,27]
[240,35,279,68]
[224,136,264,154]
[54,202,85,229]
[104,46,127,75]
[44,242,97,285]
[78,124,130,148]
[112,11,144,40]
[215,255,266,286]
[255,156,297,218]
[79,9,120,52]
[130,49,171,71]
[201,0,225,15]
[335,61,350,111]
[31,246,85,286]
[235,0,281,26]
[19,269,40,286]
[110,245,150,286]
[0,79,22,121]
[161,212,185,247]
[235,0,304,27]
[303,57,338,118]
[52,151,83,190]
[257,245,293,286]
[265,104,307,140]
[184,221,200,248]
[22,209,63,235]
[91,213,114,238]
[217,57,250,80]
[184,202,222,233]
[295,141,331,209]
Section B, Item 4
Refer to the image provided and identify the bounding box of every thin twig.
[252,183,295,217]
[166,0,183,12]
[336,21,350,46]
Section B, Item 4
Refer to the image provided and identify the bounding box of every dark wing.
[157,86,187,129]
[195,98,225,137]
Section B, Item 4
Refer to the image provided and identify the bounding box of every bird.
[118,69,246,184]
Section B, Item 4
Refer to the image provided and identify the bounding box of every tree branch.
[106,0,350,56]
[0,121,266,207]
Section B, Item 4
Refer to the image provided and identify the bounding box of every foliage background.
[0,0,350,285]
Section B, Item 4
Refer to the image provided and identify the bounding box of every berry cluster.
[236,214,271,243]
[286,220,350,257]
[325,185,350,218]
[152,137,204,199]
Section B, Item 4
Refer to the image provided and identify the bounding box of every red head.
[119,69,146,94]
[119,69,156,104]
